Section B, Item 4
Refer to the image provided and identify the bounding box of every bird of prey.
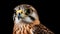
[13,4,54,34]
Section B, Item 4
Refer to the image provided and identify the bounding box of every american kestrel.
[13,4,54,34]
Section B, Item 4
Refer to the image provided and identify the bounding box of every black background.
[0,0,58,34]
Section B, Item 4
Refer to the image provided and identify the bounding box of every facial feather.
[13,4,39,24]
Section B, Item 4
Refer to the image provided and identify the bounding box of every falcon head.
[13,4,39,24]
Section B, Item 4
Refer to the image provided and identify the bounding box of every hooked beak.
[18,13,21,20]
[16,10,22,20]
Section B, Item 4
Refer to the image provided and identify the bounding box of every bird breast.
[13,23,34,34]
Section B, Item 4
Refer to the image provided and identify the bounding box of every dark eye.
[27,9,30,13]
[25,9,30,15]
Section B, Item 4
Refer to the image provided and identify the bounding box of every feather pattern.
[13,4,54,34]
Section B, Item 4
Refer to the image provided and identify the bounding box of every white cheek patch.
[31,12,37,19]
[23,17,33,23]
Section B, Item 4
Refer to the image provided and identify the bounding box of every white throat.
[14,17,22,24]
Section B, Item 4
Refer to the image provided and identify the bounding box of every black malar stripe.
[29,16,35,21]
